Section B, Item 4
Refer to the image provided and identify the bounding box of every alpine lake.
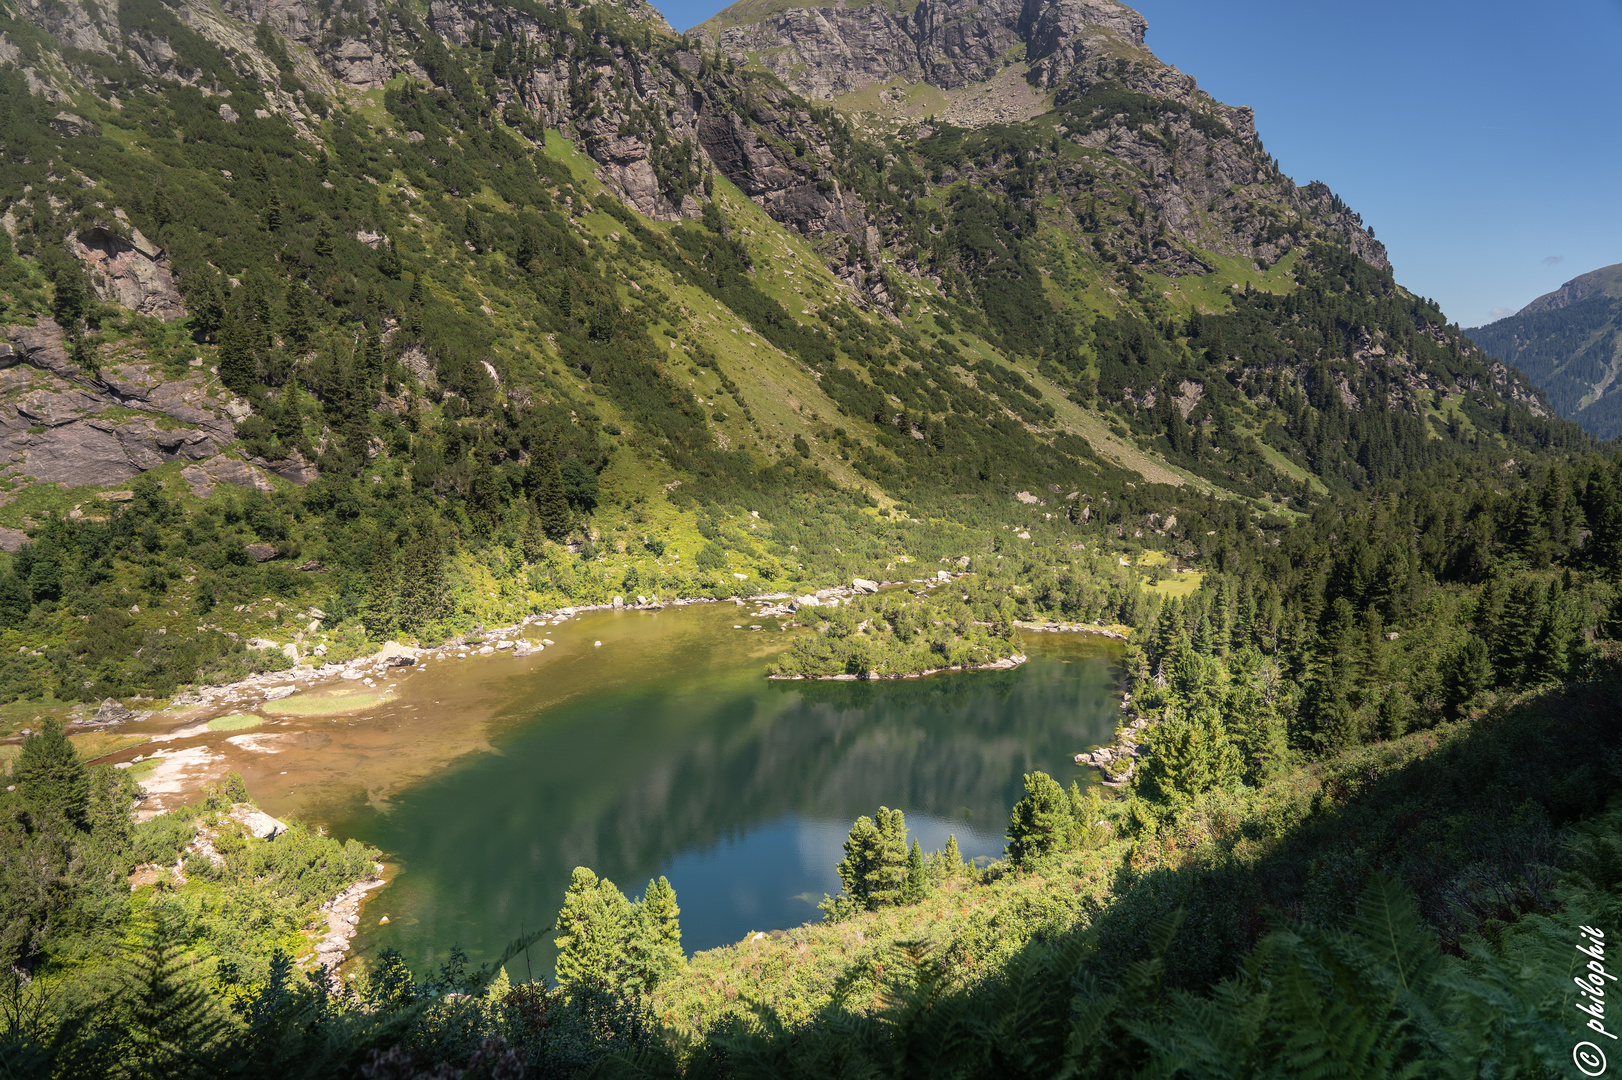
[219,599,1125,979]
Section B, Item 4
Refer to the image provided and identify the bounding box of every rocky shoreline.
[310,872,389,983]
[1013,620,1131,640]
[768,653,1028,681]
[1074,717,1151,787]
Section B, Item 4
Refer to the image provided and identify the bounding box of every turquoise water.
[330,604,1122,976]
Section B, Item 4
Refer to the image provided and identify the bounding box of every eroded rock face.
[181,455,275,498]
[0,320,236,488]
[69,226,187,321]
[706,0,1146,100]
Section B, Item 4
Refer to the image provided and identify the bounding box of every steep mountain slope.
[1467,262,1622,439]
[0,0,1587,705]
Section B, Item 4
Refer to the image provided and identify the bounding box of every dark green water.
[331,603,1122,976]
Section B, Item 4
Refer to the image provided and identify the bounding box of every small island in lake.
[767,585,1024,679]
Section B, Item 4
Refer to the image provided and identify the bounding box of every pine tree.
[534,453,571,541]
[217,311,257,395]
[121,917,232,1076]
[282,280,312,352]
[189,275,225,344]
[362,539,399,641]
[14,718,89,830]
[625,876,683,994]
[553,867,632,990]
[521,506,548,564]
[466,463,505,534]
[1530,579,1572,682]
[902,839,927,904]
[50,265,86,332]
[1006,772,1072,867]
[834,807,909,910]
[379,236,402,280]
[396,532,450,637]
[941,834,962,875]
[1495,579,1545,687]
[1440,634,1492,719]
[1135,711,1243,813]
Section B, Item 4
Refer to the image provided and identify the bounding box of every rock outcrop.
[0,320,236,487]
[69,224,186,321]
[700,0,1145,100]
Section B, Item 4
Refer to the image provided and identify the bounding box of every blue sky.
[655,0,1622,328]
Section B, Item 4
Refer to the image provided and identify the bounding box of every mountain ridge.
[1466,261,1622,439]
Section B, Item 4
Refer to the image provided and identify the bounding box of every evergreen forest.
[0,0,1616,1074]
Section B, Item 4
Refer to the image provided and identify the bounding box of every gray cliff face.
[0,321,247,488]
[699,0,1387,275]
[9,0,1386,305]
[702,0,1145,99]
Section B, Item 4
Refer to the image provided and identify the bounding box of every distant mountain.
[1467,264,1622,440]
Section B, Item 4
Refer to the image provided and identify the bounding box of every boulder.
[0,528,28,553]
[245,543,277,563]
[852,578,879,593]
[181,456,273,497]
[228,804,288,840]
[252,450,319,485]
[263,685,296,701]
[49,112,97,137]
[375,641,421,666]
[88,698,135,725]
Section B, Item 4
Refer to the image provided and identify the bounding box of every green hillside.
[0,0,1617,1074]
[1467,263,1622,439]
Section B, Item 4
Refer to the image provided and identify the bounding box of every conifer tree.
[396,532,450,637]
[362,539,399,641]
[902,839,927,904]
[834,807,909,910]
[941,834,962,875]
[50,264,86,332]
[520,505,548,564]
[379,236,402,280]
[14,718,89,830]
[121,917,232,1076]
[625,876,683,994]
[1134,711,1242,813]
[533,453,572,541]
[217,311,257,395]
[1006,772,1072,867]
[1440,634,1492,718]
[553,867,632,990]
[282,281,312,352]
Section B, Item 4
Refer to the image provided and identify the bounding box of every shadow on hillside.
[1080,659,1622,992]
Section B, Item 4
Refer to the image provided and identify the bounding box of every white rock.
[496,640,514,650]
[263,685,296,701]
